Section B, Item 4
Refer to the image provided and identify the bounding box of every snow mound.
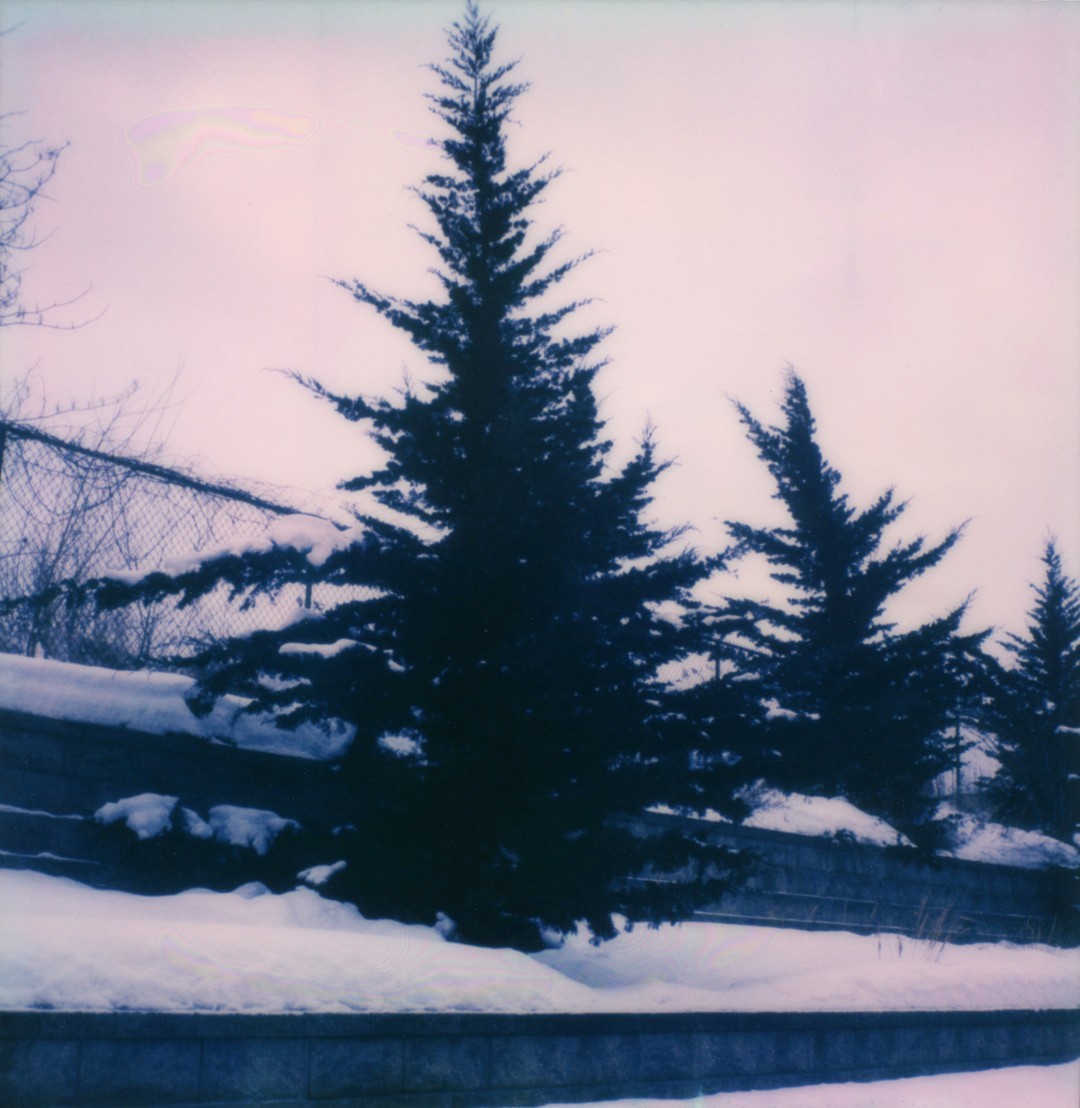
[94,794,298,854]
[937,805,1079,869]
[0,653,354,760]
[740,785,911,847]
[207,805,299,855]
[95,793,178,840]
[1,871,1076,1015]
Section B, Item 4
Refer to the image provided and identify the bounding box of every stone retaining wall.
[0,709,349,825]
[0,707,1072,942]
[2,1009,1077,1107]
[631,812,1073,943]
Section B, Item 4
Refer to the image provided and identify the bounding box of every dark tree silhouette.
[984,540,1079,841]
[90,3,744,948]
[715,373,986,835]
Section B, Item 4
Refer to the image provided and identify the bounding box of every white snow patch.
[763,699,799,721]
[937,804,1080,869]
[93,796,294,852]
[1,871,1076,1015]
[0,653,354,760]
[207,806,299,855]
[279,639,359,658]
[298,861,346,887]
[378,732,422,757]
[739,784,911,847]
[95,794,177,840]
[434,912,457,940]
[648,804,731,824]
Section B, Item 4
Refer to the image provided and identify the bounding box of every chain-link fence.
[0,420,375,669]
[0,417,735,688]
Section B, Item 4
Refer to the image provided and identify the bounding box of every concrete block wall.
[2,1009,1077,1107]
[0,707,1071,942]
[0,707,353,892]
[0,709,350,825]
[631,812,1071,943]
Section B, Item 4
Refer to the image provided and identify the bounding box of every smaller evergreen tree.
[715,373,985,833]
[985,540,1079,841]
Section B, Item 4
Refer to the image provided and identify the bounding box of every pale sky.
[1,0,1077,643]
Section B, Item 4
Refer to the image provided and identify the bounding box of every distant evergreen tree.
[984,540,1079,841]
[92,4,744,948]
[715,373,985,834]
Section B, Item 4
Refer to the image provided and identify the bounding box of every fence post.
[0,421,8,485]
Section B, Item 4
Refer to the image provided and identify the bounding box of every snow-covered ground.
[546,1061,1080,1108]
[1,870,1075,1015]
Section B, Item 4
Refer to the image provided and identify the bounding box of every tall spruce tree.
[91,4,743,948]
[716,373,985,834]
[984,540,1079,840]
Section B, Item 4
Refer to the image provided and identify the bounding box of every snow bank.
[937,805,1079,869]
[739,785,911,847]
[547,1061,1080,1108]
[1,871,1076,1015]
[535,915,1079,1014]
[0,653,353,760]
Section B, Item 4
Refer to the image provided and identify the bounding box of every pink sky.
[1,0,1077,641]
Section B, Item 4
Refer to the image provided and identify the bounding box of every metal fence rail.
[0,419,375,668]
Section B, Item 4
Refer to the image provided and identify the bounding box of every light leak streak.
[125,105,318,188]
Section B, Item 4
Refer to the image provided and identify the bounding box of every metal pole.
[954,710,963,810]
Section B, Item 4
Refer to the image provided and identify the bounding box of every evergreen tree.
[715,373,985,834]
[984,540,1079,840]
[91,4,743,948]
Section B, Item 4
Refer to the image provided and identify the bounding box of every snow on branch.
[101,514,367,586]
